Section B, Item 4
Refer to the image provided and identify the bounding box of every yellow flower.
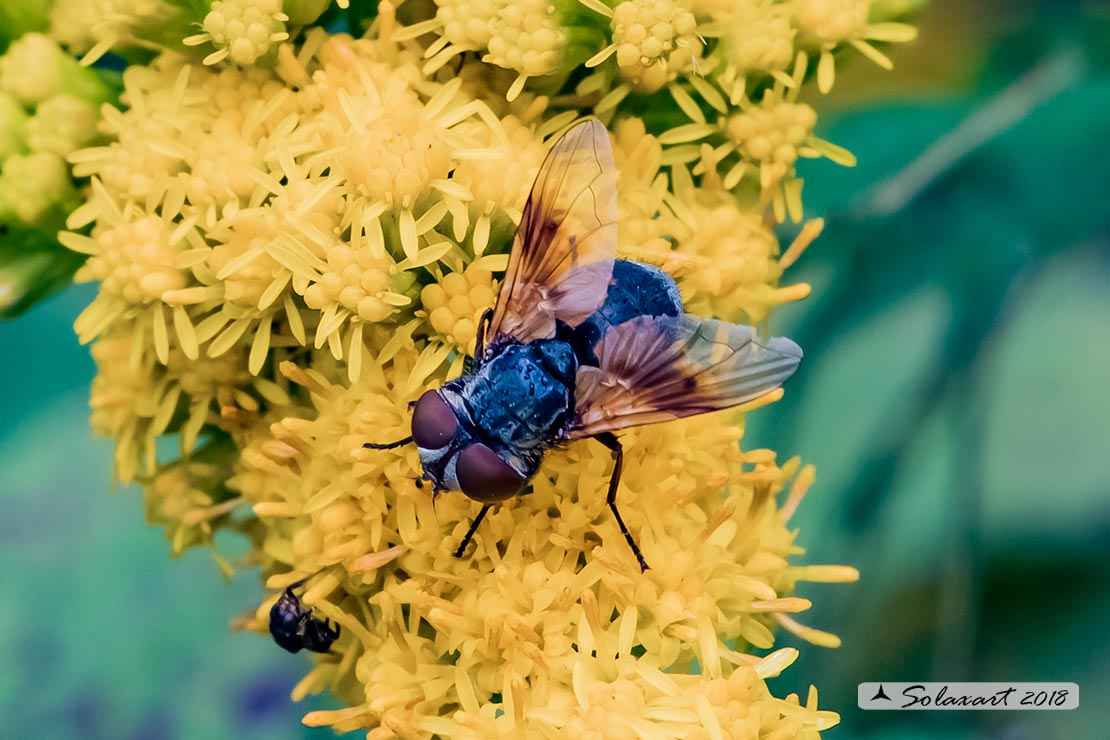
[419,262,498,354]
[659,54,857,222]
[238,356,856,738]
[585,0,703,92]
[485,0,569,100]
[184,0,291,66]
[792,0,919,92]
[713,0,797,104]
[143,458,241,560]
[48,0,178,65]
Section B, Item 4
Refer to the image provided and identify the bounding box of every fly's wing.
[487,118,617,345]
[565,315,802,439]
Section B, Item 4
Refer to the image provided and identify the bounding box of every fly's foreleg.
[474,308,494,364]
[595,433,649,572]
[453,504,492,559]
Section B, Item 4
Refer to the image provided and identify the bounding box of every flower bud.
[0,92,27,159]
[26,94,102,157]
[0,33,109,106]
[0,151,78,227]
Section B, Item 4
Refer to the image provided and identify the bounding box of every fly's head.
[411,388,528,504]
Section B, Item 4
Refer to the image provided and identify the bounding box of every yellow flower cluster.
[26,0,919,736]
[402,0,914,219]
[239,358,853,739]
[49,0,179,65]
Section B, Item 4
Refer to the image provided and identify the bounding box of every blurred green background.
[2,0,1108,738]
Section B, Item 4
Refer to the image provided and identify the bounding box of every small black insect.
[269,580,340,654]
[366,118,802,571]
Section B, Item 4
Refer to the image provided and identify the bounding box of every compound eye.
[456,443,527,503]
[411,390,458,449]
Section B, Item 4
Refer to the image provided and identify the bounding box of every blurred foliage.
[0,285,340,740]
[0,221,86,319]
[754,2,1110,739]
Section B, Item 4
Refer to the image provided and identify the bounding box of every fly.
[367,118,802,571]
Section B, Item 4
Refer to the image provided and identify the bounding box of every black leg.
[474,308,493,364]
[595,433,649,572]
[364,437,413,450]
[453,504,492,558]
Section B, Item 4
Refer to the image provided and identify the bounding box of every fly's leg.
[366,401,419,449]
[453,504,492,559]
[595,432,649,572]
[474,308,494,364]
[364,437,413,450]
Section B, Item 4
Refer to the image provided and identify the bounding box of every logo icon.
[871,684,892,702]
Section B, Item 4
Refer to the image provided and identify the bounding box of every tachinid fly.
[367,118,802,571]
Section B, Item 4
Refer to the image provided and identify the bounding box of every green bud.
[0,151,78,229]
[26,94,101,157]
[0,33,110,106]
[391,268,419,298]
[0,91,27,158]
[555,0,611,71]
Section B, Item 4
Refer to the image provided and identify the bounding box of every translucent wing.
[565,315,802,439]
[488,118,617,345]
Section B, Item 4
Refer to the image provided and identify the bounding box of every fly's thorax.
[461,340,578,450]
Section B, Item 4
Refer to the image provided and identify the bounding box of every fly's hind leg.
[595,432,649,572]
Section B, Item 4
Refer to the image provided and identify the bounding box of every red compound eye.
[456,443,527,503]
[411,390,458,449]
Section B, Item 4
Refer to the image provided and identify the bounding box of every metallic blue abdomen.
[559,260,683,366]
[462,340,577,451]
